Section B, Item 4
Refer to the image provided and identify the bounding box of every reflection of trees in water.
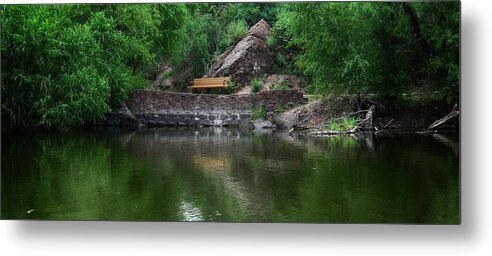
[1,129,459,223]
[291,133,459,223]
[2,131,186,220]
[246,132,458,223]
[120,128,309,221]
[431,133,459,157]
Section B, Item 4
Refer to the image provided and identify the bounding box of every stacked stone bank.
[97,90,306,127]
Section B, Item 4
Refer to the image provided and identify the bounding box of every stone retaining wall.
[126,91,252,113]
[99,90,306,127]
[255,90,305,111]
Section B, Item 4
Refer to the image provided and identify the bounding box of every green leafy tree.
[412,2,460,103]
[273,2,459,106]
[286,3,381,98]
[1,4,187,127]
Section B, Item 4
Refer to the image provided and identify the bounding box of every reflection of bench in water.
[189,77,230,90]
[193,156,231,173]
[191,155,268,217]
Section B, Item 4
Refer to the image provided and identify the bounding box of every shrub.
[326,117,358,132]
[206,80,239,95]
[250,78,263,93]
[219,19,248,51]
[268,12,299,74]
[271,84,290,90]
[228,20,249,41]
[275,104,287,113]
[341,117,358,131]
[251,106,268,120]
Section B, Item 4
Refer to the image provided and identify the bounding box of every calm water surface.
[1,128,459,223]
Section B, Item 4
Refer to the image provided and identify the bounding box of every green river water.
[1,128,459,223]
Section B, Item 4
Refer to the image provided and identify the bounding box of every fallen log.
[309,130,357,136]
[429,104,459,130]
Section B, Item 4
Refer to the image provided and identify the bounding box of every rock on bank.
[207,19,272,85]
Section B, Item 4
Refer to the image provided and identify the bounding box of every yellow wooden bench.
[189,77,230,89]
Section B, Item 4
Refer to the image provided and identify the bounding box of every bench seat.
[189,77,230,89]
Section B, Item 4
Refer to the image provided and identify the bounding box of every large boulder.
[249,118,275,130]
[207,19,272,85]
[152,65,173,89]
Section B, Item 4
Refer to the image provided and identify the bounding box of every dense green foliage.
[272,2,459,105]
[268,11,300,75]
[1,4,187,127]
[1,2,459,128]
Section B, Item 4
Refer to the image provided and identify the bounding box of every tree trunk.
[402,3,435,58]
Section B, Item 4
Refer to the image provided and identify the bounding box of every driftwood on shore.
[429,104,459,130]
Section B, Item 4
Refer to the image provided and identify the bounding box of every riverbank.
[273,94,459,134]
[91,89,458,135]
[94,89,306,128]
